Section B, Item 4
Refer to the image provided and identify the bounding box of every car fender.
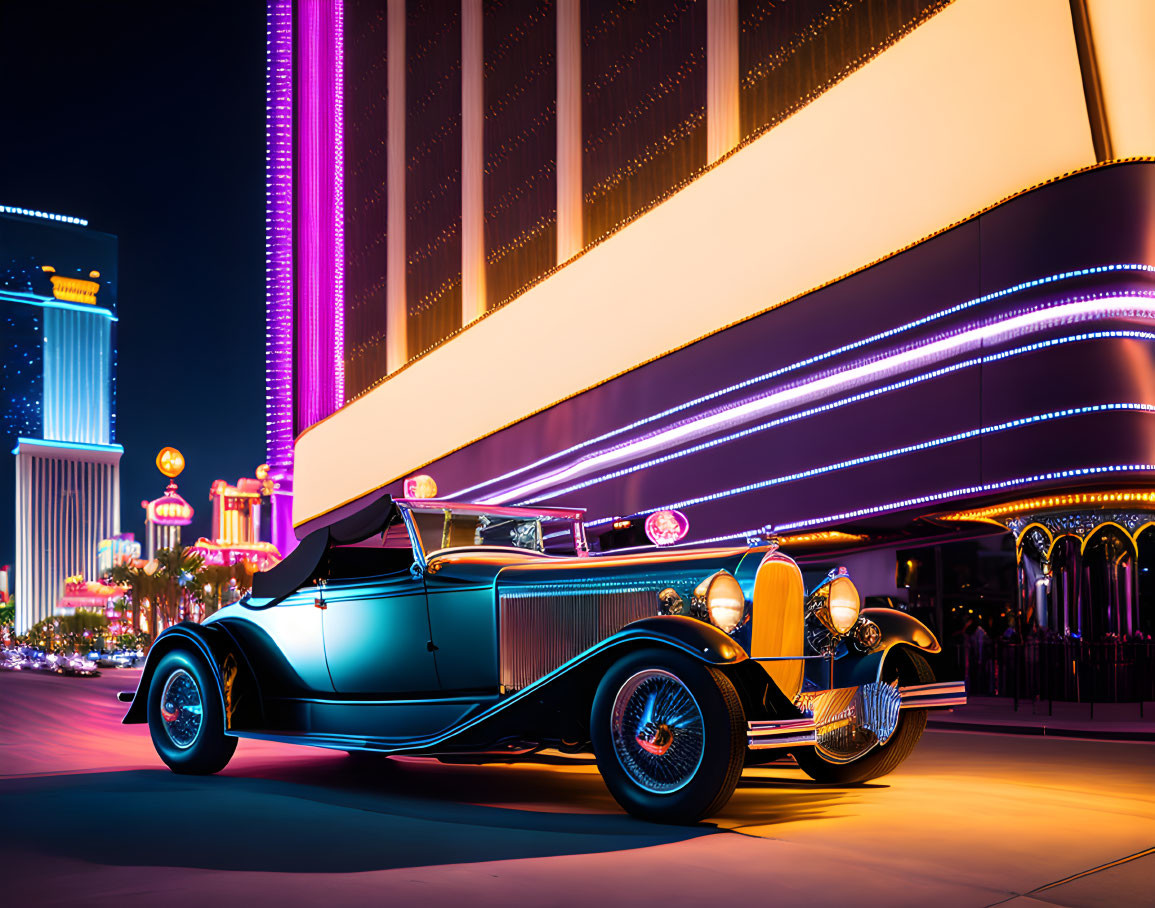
[602,615,748,665]
[809,609,941,689]
[121,622,261,732]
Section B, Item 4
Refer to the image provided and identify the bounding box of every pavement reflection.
[3,669,1152,906]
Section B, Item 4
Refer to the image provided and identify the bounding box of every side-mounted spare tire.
[591,647,745,824]
[147,648,237,775]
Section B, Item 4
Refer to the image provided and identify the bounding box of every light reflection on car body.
[121,494,964,822]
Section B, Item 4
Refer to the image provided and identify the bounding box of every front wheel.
[795,646,933,785]
[591,648,745,824]
[147,648,237,775]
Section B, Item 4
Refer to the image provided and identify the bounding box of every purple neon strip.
[448,263,1155,500]
[490,293,1155,504]
[332,0,345,406]
[580,402,1155,529]
[672,463,1155,545]
[266,0,294,471]
[529,330,1155,502]
[297,0,345,430]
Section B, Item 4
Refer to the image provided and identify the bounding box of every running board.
[899,681,966,710]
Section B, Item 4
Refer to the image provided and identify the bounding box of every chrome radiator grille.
[499,588,657,691]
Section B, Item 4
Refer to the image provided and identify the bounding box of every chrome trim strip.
[241,629,741,755]
[747,716,817,750]
[899,681,966,710]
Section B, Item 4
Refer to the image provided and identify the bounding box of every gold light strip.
[939,489,1155,523]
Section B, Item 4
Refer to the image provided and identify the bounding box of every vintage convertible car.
[120,494,964,823]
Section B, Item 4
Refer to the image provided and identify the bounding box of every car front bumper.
[746,679,967,749]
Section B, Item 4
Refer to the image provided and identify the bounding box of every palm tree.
[153,545,206,628]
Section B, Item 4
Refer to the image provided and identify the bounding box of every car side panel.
[211,593,335,695]
[322,572,440,694]
[426,586,500,691]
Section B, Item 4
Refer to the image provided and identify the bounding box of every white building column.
[386,0,408,372]
[707,0,739,164]
[461,0,486,324]
[556,0,582,262]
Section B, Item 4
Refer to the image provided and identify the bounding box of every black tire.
[795,646,933,785]
[591,648,745,824]
[147,648,237,775]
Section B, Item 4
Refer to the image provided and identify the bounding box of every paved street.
[2,669,1151,907]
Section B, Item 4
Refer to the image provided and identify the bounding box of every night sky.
[0,1,267,557]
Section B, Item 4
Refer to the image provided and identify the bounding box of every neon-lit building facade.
[269,2,1155,653]
[1,206,121,633]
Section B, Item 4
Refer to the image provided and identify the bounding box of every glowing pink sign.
[645,509,689,546]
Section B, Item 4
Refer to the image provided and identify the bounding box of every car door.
[320,570,440,695]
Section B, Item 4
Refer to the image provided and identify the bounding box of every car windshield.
[403,503,586,557]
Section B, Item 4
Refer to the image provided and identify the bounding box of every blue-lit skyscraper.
[1,205,121,633]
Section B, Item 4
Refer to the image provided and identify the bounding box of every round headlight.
[696,571,746,633]
[826,576,861,634]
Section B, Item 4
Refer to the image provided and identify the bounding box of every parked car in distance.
[120,494,964,823]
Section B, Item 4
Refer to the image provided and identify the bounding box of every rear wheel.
[795,647,933,785]
[591,648,745,824]
[147,649,237,774]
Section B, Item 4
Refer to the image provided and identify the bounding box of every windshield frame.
[396,498,589,568]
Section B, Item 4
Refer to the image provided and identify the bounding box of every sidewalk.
[928,696,1155,742]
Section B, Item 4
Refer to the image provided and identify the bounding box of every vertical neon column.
[266,0,297,555]
[297,0,345,429]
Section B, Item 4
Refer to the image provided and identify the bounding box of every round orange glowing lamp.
[404,474,438,499]
[156,447,185,478]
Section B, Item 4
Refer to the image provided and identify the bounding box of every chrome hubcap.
[159,668,203,749]
[611,669,704,793]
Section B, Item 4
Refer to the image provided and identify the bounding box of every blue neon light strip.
[13,437,124,456]
[666,464,1155,547]
[0,204,88,226]
[449,263,1155,500]
[0,289,117,321]
[582,403,1155,529]
[498,293,1155,504]
[529,331,1155,502]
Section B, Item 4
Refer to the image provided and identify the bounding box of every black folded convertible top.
[251,492,395,604]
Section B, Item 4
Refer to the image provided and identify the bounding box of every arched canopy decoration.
[936,489,1155,558]
[1080,522,1139,556]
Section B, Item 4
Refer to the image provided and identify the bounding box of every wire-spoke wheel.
[610,670,705,794]
[592,649,744,824]
[147,648,237,775]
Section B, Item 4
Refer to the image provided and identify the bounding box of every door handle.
[314,597,327,610]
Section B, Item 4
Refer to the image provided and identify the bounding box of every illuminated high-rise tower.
[1,206,121,633]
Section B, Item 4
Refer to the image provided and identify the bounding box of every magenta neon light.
[483,294,1155,504]
[449,264,1155,500]
[266,0,294,472]
[296,0,345,430]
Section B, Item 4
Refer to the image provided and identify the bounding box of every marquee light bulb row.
[939,490,1155,523]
